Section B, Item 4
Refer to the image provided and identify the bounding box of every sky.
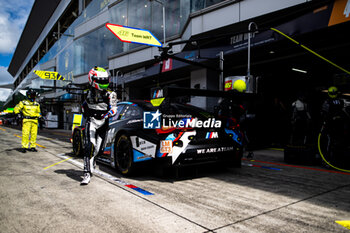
[0,0,35,101]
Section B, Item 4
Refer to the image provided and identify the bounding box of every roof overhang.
[7,0,61,77]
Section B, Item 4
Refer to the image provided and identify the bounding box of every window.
[128,0,151,50]
[109,0,191,54]
[109,0,128,53]
[74,26,116,75]
[120,105,142,120]
[110,104,125,121]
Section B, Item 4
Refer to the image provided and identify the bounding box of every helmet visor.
[98,83,109,89]
[92,77,109,84]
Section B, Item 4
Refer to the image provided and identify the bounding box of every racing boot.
[30,148,37,152]
[19,148,27,153]
[80,172,91,185]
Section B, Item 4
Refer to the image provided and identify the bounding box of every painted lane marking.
[125,185,154,195]
[13,134,46,148]
[44,157,72,170]
[0,127,6,131]
[51,132,71,136]
[35,143,46,148]
[335,220,350,230]
[94,170,154,196]
[55,153,154,196]
[252,165,282,171]
[242,162,282,171]
[266,147,284,151]
[242,158,350,176]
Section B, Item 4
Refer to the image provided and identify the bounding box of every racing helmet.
[328,86,339,98]
[26,89,37,102]
[88,66,110,91]
[233,79,247,93]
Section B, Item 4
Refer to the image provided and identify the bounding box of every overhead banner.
[33,70,65,81]
[106,23,162,47]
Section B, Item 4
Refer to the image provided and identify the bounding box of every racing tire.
[72,129,83,157]
[115,135,134,176]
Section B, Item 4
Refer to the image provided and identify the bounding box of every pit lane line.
[243,158,350,176]
[44,157,72,170]
[13,133,47,148]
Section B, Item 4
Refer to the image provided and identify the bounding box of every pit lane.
[0,126,349,233]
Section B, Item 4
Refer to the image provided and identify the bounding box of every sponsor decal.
[162,58,173,72]
[152,89,164,98]
[225,128,242,145]
[168,131,196,164]
[206,132,219,139]
[143,110,161,129]
[160,140,173,153]
[224,80,232,91]
[197,146,234,154]
[130,136,156,161]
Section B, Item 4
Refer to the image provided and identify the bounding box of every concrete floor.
[0,125,349,233]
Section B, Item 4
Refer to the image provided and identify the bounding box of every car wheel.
[72,129,83,157]
[115,135,134,175]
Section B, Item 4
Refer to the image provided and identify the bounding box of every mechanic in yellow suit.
[14,89,41,153]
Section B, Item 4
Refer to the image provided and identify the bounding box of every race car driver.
[81,66,118,185]
[14,89,41,153]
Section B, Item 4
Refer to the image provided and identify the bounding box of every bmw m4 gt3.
[72,100,243,175]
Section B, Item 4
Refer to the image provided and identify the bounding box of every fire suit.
[14,100,41,149]
[82,88,117,175]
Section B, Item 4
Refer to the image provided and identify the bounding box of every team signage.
[33,70,65,81]
[106,23,162,47]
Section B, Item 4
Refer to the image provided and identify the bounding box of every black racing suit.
[321,97,347,158]
[82,88,117,175]
[321,98,345,121]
